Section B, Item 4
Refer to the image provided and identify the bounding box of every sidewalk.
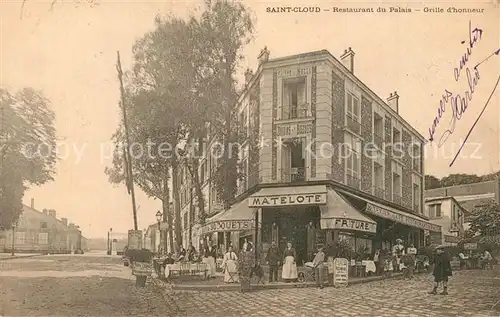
[0,253,42,261]
[167,272,404,291]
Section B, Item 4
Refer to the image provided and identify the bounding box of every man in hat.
[429,245,452,295]
[266,241,280,283]
[311,244,326,289]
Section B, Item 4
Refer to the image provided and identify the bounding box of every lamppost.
[156,210,162,253]
[107,228,112,255]
[11,223,16,256]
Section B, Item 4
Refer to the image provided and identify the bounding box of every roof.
[244,49,425,141]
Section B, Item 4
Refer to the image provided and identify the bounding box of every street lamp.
[107,228,112,255]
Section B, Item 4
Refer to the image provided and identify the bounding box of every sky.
[1,0,499,238]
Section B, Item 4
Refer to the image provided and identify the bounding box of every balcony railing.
[393,194,402,206]
[281,167,306,183]
[346,174,361,190]
[346,113,361,134]
[373,133,384,150]
[282,103,310,120]
[373,186,385,199]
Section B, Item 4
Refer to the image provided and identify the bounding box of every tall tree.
[197,0,254,210]
[424,175,441,189]
[440,173,482,187]
[467,201,500,243]
[0,88,57,229]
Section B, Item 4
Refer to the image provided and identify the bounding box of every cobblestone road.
[1,254,499,316]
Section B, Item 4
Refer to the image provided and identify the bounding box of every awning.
[202,200,256,234]
[337,189,442,233]
[249,185,327,208]
[320,189,377,233]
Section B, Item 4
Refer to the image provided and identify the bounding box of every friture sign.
[203,220,254,234]
[365,203,441,232]
[249,193,327,207]
[322,218,376,233]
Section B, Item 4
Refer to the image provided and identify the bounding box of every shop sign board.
[333,258,349,287]
[323,218,376,233]
[464,243,478,250]
[202,220,255,234]
[128,230,143,250]
[249,193,327,207]
[276,122,313,137]
[365,203,441,232]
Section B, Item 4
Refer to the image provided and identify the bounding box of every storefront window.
[355,238,372,255]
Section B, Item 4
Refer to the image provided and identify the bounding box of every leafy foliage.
[467,201,500,242]
[0,88,57,230]
[425,173,499,189]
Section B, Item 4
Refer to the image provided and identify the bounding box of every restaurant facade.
[179,47,442,261]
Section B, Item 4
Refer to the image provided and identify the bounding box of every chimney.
[48,210,56,218]
[61,218,68,226]
[387,91,399,113]
[31,198,34,209]
[257,46,270,65]
[340,47,355,73]
[244,68,253,84]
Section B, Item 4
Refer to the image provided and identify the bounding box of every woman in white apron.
[282,242,298,282]
[222,246,239,283]
[203,245,217,278]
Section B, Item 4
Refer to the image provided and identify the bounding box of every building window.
[413,183,420,212]
[38,232,49,245]
[392,172,402,205]
[412,143,421,173]
[392,128,401,157]
[345,133,361,189]
[282,78,307,119]
[373,162,384,199]
[346,93,360,133]
[15,231,25,244]
[373,113,384,149]
[40,222,47,229]
[429,204,442,218]
[239,108,248,139]
[355,237,373,255]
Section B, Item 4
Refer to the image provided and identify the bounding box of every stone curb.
[0,254,44,261]
[170,273,405,292]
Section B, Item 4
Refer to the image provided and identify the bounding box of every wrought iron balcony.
[281,167,306,183]
[282,103,310,120]
[346,174,361,190]
[346,113,361,134]
[373,186,385,199]
[392,194,402,206]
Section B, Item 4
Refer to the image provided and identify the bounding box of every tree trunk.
[222,65,232,211]
[162,168,174,253]
[187,158,206,224]
[171,159,182,252]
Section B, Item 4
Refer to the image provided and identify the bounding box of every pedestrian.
[222,246,239,283]
[282,242,298,282]
[311,244,325,289]
[429,245,452,295]
[392,239,405,272]
[373,249,381,274]
[266,241,280,283]
[481,249,493,269]
[238,242,255,293]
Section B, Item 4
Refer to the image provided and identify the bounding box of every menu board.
[333,258,349,288]
[128,230,143,250]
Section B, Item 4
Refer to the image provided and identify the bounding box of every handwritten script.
[20,0,99,20]
[427,21,500,167]
[428,21,483,145]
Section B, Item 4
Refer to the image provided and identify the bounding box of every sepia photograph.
[1,0,499,316]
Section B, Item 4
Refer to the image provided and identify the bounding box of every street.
[1,254,499,317]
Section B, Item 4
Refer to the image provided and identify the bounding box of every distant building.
[0,199,86,254]
[425,196,466,246]
[425,179,500,229]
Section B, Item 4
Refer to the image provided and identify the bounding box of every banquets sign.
[365,204,441,232]
[202,220,254,234]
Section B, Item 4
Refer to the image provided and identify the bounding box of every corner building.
[196,48,441,264]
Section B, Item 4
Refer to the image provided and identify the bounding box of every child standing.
[384,257,393,277]
[429,245,453,295]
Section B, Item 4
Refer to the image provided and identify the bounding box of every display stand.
[333,258,349,288]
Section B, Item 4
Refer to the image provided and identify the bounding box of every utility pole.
[116,51,138,231]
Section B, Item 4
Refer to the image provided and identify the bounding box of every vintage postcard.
[1,0,499,316]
